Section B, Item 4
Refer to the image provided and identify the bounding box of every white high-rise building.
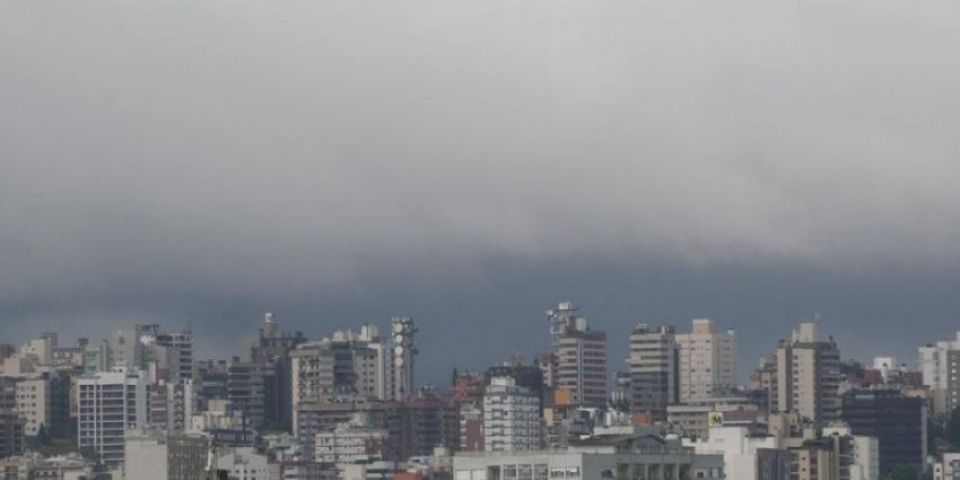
[919,332,960,390]
[77,368,148,468]
[676,319,737,403]
[483,376,541,452]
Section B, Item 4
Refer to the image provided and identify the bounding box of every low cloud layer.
[2,0,959,381]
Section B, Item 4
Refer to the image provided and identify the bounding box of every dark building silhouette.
[841,389,927,474]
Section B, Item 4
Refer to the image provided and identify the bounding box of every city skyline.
[4,2,960,391]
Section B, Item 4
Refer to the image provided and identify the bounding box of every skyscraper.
[250,312,306,429]
[153,328,194,384]
[77,368,148,467]
[676,319,737,402]
[628,324,679,420]
[546,302,607,407]
[774,321,841,424]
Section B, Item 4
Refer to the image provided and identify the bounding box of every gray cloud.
[2,0,959,382]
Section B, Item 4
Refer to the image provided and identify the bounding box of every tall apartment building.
[628,324,679,420]
[945,350,960,416]
[774,322,841,424]
[77,368,148,467]
[750,357,779,414]
[676,319,736,402]
[3,371,71,438]
[919,331,960,390]
[193,359,229,412]
[333,326,391,400]
[153,328,194,383]
[547,302,607,407]
[483,376,541,452]
[290,325,391,430]
[291,344,335,432]
[226,359,274,430]
[249,312,306,429]
[13,376,50,436]
[485,364,545,416]
[147,380,194,433]
[919,332,960,416]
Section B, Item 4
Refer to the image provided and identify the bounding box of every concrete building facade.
[548,302,607,407]
[774,322,841,424]
[77,368,148,467]
[628,324,679,420]
[676,319,736,403]
[482,376,541,452]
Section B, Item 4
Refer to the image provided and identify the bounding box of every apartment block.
[676,319,736,402]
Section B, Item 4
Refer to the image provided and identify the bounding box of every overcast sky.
[2,0,960,384]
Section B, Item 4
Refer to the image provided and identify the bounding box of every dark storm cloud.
[2,0,960,383]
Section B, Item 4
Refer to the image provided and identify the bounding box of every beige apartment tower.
[676,319,737,402]
[775,321,841,424]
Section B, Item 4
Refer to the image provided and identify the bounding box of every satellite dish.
[393,323,404,333]
[394,345,405,355]
[396,357,405,366]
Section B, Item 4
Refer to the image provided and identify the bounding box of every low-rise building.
[314,413,388,464]
[125,428,209,480]
[216,447,276,480]
[666,396,760,440]
[30,454,93,480]
[933,452,960,480]
[0,456,29,480]
[453,434,724,480]
[685,426,783,480]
